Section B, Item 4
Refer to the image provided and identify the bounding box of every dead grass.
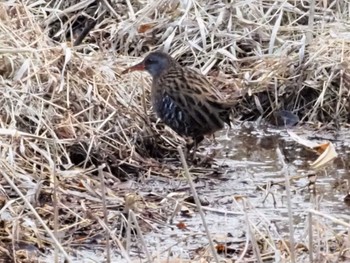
[0,0,350,262]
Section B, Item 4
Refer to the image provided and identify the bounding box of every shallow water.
[55,125,350,262]
[138,124,350,262]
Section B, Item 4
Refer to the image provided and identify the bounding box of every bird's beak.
[121,62,145,74]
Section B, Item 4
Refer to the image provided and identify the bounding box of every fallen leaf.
[216,243,226,253]
[313,142,330,154]
[138,23,154,33]
[310,142,337,169]
[287,131,338,168]
[232,195,245,201]
[176,221,187,230]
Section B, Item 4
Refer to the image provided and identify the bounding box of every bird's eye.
[147,57,157,64]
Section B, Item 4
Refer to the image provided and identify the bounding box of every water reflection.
[141,125,350,261]
[215,124,350,213]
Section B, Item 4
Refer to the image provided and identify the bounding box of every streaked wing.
[183,67,225,101]
[165,67,233,110]
[157,66,231,130]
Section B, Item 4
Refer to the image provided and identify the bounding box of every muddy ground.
[40,124,350,263]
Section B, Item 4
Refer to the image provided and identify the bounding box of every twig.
[52,144,59,263]
[177,146,220,263]
[236,225,250,262]
[308,212,313,263]
[129,210,152,263]
[247,215,263,263]
[0,162,72,263]
[98,164,111,263]
[306,0,315,44]
[101,0,122,20]
[276,148,296,263]
[93,215,132,262]
[308,209,350,228]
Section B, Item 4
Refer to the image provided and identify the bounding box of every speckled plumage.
[122,51,234,151]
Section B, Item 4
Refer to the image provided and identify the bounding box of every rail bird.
[122,51,234,155]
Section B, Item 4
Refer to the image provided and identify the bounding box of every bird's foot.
[182,148,217,167]
[195,153,216,166]
[183,143,195,162]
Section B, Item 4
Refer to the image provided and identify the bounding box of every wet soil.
[138,124,350,262]
[47,125,350,262]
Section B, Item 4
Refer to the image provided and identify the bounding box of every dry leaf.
[176,221,187,230]
[232,195,245,201]
[287,131,338,168]
[313,142,330,154]
[138,23,154,33]
[310,142,337,169]
[216,243,226,253]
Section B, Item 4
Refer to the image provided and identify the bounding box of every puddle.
[138,125,350,262]
[43,125,350,262]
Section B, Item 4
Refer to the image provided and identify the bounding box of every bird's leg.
[185,135,204,161]
[194,135,204,152]
[184,140,194,160]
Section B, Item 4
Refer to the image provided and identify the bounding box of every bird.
[122,51,234,156]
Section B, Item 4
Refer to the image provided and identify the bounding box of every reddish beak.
[121,62,145,74]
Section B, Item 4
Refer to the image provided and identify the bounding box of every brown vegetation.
[0,0,350,262]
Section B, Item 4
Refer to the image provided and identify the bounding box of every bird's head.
[122,51,174,78]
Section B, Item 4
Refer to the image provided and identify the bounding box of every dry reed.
[0,0,349,262]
